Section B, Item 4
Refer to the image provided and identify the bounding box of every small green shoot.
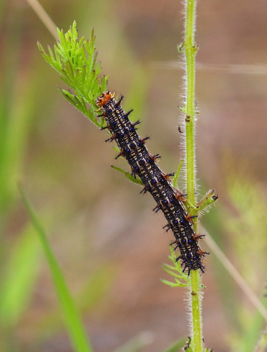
[173,159,184,190]
[182,189,218,219]
[196,189,218,215]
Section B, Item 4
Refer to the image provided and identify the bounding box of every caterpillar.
[96,91,208,274]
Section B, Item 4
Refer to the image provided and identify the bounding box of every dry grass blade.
[26,0,58,39]
[203,228,267,321]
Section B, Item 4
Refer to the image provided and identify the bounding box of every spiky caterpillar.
[96,91,208,274]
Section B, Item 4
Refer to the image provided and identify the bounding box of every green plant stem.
[184,0,203,351]
[184,0,197,205]
[190,270,202,352]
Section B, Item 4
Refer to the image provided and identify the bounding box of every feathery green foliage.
[161,246,190,288]
[37,21,107,127]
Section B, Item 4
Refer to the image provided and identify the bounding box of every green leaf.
[160,278,188,288]
[19,185,93,352]
[161,246,190,287]
[57,88,101,127]
[161,263,185,279]
[111,165,143,185]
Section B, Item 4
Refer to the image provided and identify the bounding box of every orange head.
[96,91,115,107]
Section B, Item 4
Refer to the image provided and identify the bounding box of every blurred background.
[1,0,267,351]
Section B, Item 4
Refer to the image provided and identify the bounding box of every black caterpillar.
[96,92,208,274]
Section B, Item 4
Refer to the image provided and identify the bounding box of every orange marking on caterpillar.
[96,91,115,107]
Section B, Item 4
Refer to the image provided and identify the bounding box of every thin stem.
[27,0,58,39]
[184,0,197,205]
[184,0,203,351]
[190,270,202,352]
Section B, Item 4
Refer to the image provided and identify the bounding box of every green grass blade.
[19,185,93,352]
[162,337,188,352]
[0,225,41,326]
[253,328,267,352]
[114,332,153,352]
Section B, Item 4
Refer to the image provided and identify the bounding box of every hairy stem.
[184,0,197,205]
[190,270,202,351]
[184,0,203,350]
